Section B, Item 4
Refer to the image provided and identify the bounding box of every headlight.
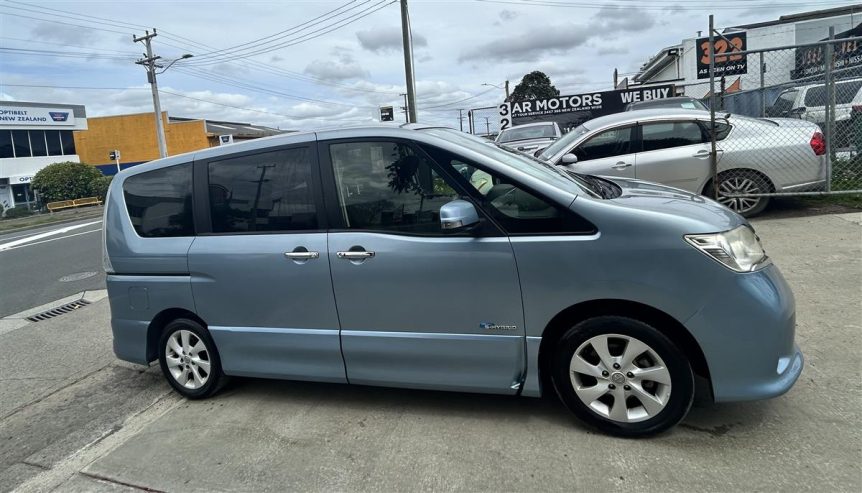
[684,225,769,272]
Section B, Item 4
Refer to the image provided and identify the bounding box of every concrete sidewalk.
[2,213,860,492]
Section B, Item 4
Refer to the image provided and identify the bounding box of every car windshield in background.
[538,124,591,160]
[498,125,556,143]
[421,128,598,198]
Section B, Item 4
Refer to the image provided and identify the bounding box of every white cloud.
[356,26,427,53]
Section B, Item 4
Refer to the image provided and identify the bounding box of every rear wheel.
[158,318,225,399]
[551,316,694,437]
[706,170,771,217]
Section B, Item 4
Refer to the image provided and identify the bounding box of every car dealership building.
[0,101,88,210]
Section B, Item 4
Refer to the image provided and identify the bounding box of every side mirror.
[789,107,806,118]
[561,153,578,165]
[440,199,480,231]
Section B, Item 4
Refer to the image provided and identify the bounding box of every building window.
[12,184,34,205]
[30,130,48,157]
[11,130,30,158]
[59,130,75,155]
[45,130,62,156]
[0,131,12,159]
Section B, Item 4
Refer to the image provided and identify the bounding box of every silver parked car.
[538,109,826,216]
[496,121,561,154]
[104,124,802,437]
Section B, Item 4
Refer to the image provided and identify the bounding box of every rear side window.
[207,147,318,233]
[123,164,194,237]
[804,86,826,107]
[640,121,706,152]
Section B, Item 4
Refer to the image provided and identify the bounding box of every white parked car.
[537,109,826,216]
[767,78,862,146]
[496,122,561,154]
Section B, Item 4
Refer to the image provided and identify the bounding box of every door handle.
[693,150,711,158]
[611,162,632,169]
[337,251,375,259]
[284,251,319,259]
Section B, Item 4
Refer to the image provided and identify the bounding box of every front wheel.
[551,316,694,437]
[158,318,225,399]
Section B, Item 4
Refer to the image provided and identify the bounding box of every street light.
[482,80,510,99]
[156,53,194,75]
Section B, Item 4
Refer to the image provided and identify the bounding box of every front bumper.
[684,263,804,402]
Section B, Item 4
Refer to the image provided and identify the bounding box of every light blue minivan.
[103,125,803,436]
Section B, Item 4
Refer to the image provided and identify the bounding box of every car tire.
[705,170,771,217]
[551,316,694,437]
[158,318,225,399]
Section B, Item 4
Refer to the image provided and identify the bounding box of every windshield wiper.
[569,172,613,198]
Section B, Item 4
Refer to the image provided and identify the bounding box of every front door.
[634,120,711,193]
[321,140,525,394]
[188,145,346,383]
[565,125,637,180]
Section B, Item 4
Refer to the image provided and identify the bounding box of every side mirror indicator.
[440,200,480,231]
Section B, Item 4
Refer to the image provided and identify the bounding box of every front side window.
[640,121,706,152]
[774,90,797,111]
[573,126,633,161]
[422,145,595,235]
[208,147,318,233]
[329,141,458,234]
[123,164,194,237]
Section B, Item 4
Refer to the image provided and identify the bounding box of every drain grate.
[26,299,91,322]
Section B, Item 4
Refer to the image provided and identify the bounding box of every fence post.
[759,51,765,117]
[824,27,835,192]
[708,15,718,200]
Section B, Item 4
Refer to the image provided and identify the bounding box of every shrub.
[30,161,105,203]
[2,206,34,219]
[92,175,113,201]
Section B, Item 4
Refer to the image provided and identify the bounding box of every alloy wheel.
[717,176,763,214]
[165,329,211,390]
[569,334,672,423]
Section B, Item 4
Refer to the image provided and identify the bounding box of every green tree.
[30,161,105,203]
[507,71,560,102]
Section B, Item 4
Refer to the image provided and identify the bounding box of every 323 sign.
[696,32,747,79]
[499,102,512,131]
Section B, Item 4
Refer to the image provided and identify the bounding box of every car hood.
[598,176,745,232]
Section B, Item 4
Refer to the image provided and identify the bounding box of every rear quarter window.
[123,163,194,237]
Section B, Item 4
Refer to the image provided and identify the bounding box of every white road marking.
[0,229,101,252]
[0,220,102,252]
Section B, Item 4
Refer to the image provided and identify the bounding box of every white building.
[0,101,88,210]
[631,6,862,98]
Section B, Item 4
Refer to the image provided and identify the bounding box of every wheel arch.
[537,299,713,399]
[700,167,777,195]
[145,308,208,362]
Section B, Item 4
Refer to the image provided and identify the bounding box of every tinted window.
[836,80,862,104]
[208,148,318,233]
[330,141,458,234]
[11,130,30,158]
[0,131,12,159]
[641,121,705,152]
[60,130,76,155]
[123,164,194,237]
[804,86,826,107]
[574,126,633,161]
[45,130,62,156]
[30,130,47,157]
[422,145,595,235]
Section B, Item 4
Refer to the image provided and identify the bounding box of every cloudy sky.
[0,0,857,131]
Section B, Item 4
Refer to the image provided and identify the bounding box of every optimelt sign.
[0,106,76,126]
[500,84,675,132]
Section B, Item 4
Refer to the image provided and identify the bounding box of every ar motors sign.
[0,106,76,126]
[696,32,747,79]
[502,84,675,132]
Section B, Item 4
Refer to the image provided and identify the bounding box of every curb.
[0,208,104,235]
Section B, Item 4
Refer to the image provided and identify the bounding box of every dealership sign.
[500,84,675,131]
[696,32,747,79]
[792,23,862,80]
[0,106,76,126]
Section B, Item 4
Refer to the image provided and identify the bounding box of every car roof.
[505,122,556,129]
[582,109,712,129]
[631,96,699,104]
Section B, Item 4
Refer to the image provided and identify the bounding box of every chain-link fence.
[707,24,862,215]
[467,106,500,137]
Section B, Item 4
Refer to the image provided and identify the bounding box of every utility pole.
[458,109,465,132]
[399,93,409,123]
[484,116,491,136]
[505,80,510,100]
[134,30,168,159]
[400,0,418,123]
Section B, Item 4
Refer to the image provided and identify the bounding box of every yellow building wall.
[73,112,212,166]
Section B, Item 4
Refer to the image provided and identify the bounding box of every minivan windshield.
[538,124,591,160]
[497,124,557,143]
[420,127,598,198]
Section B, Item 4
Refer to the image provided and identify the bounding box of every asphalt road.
[1,212,860,492]
[0,218,105,317]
